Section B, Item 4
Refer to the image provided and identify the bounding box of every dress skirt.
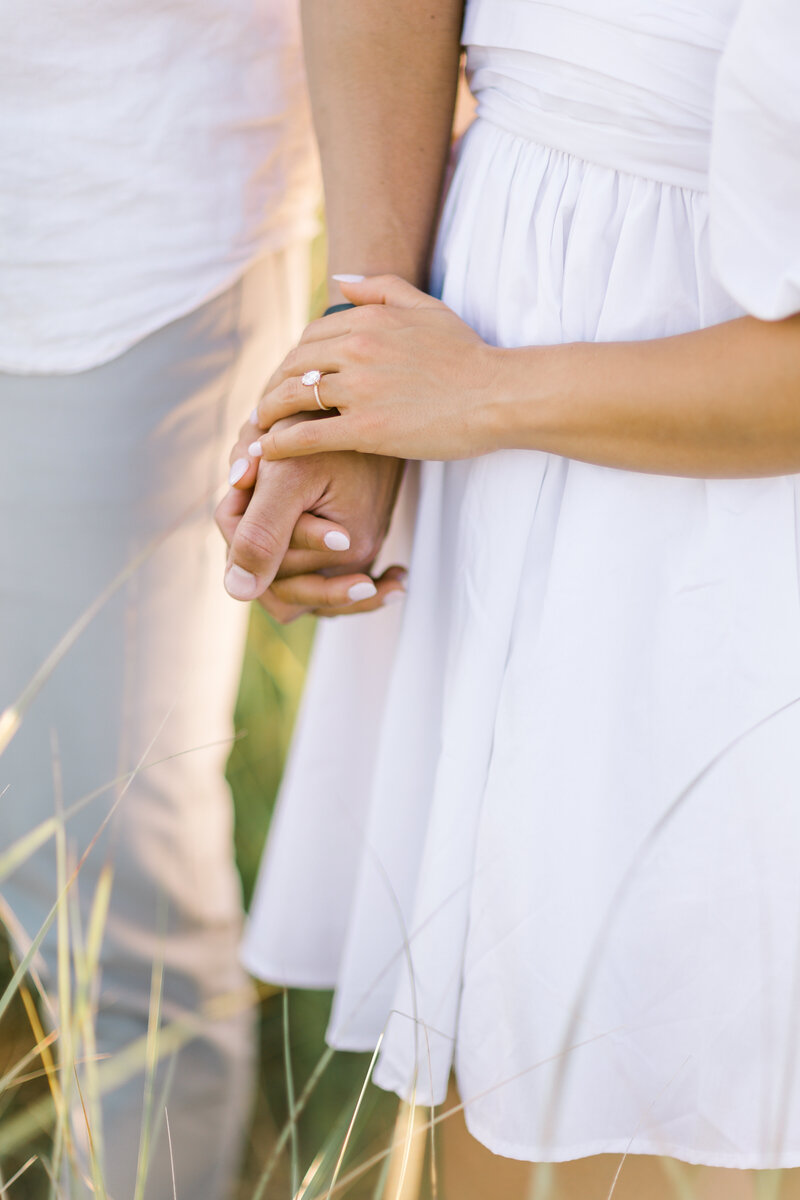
[243,0,800,1168]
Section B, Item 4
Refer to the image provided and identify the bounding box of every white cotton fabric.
[0,0,319,374]
[243,0,800,1168]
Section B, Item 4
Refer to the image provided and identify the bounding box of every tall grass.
[4,596,798,1199]
[0,599,405,1200]
[1,234,798,1199]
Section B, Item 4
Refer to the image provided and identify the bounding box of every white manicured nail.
[324,530,351,552]
[248,441,263,457]
[332,274,365,283]
[250,408,259,424]
[228,458,249,485]
[225,565,258,600]
[347,580,377,603]
[383,588,406,605]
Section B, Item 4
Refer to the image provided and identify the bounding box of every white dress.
[242,0,800,1168]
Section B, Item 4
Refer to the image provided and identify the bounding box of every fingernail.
[332,274,365,283]
[347,580,377,603]
[248,441,263,457]
[225,564,259,601]
[324,530,351,552]
[250,408,259,424]
[383,588,406,605]
[229,458,249,485]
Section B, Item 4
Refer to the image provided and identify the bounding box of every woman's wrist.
[477,343,572,455]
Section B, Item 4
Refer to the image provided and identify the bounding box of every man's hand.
[215,426,405,622]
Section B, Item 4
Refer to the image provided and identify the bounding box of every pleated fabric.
[243,0,800,1167]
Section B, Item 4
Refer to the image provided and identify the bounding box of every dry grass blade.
[0,733,241,898]
[133,950,166,1200]
[324,1034,385,1200]
[251,1044,336,1200]
[0,708,20,759]
[0,1154,38,1197]
[293,1082,377,1200]
[0,819,59,887]
[0,1005,208,1157]
[165,1109,178,1200]
[75,865,113,1197]
[0,1032,57,1096]
[52,735,75,1191]
[282,989,301,1198]
[382,1097,428,1200]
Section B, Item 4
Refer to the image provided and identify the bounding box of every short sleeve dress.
[242,0,800,1168]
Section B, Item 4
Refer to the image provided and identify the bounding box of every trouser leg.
[0,245,310,1199]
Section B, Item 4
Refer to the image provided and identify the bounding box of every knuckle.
[232,520,280,568]
[299,317,324,343]
[346,332,374,361]
[282,344,300,375]
[346,410,381,454]
[258,590,296,624]
[349,533,379,566]
[292,421,320,452]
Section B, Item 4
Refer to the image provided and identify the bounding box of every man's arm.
[221,1,464,612]
[303,0,464,299]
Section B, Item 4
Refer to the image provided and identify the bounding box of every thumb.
[225,464,303,601]
[332,273,443,311]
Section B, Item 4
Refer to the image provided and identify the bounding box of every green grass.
[0,601,402,1200]
[227,606,400,1199]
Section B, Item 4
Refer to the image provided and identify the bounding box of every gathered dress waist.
[464,0,738,191]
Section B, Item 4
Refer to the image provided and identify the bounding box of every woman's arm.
[303,0,464,299]
[255,275,800,479]
[499,312,800,478]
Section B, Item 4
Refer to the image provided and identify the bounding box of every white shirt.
[0,0,320,374]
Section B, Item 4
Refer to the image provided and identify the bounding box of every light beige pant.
[0,246,309,1199]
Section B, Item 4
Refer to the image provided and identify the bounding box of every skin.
[252,273,800,478]
[216,422,406,621]
[218,0,462,618]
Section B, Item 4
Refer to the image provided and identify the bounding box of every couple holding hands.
[4,0,800,1197]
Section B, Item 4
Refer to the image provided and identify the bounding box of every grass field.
[0,601,406,1199]
[0,230,405,1199]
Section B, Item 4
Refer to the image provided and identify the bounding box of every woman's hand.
[252,276,501,462]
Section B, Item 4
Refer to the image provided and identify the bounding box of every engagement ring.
[301,369,332,411]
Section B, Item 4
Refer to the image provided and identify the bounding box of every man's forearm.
[302,0,464,302]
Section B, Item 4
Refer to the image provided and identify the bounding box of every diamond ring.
[301,369,332,411]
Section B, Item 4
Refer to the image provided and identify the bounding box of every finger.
[288,512,351,554]
[311,565,408,618]
[256,587,308,626]
[257,367,344,427]
[297,309,356,346]
[225,463,304,600]
[262,413,366,460]
[270,570,381,611]
[333,273,445,311]
[227,446,262,490]
[215,486,250,549]
[227,411,265,486]
[275,549,352,580]
[263,332,354,398]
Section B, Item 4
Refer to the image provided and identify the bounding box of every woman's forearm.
[493,314,800,477]
[301,0,463,303]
